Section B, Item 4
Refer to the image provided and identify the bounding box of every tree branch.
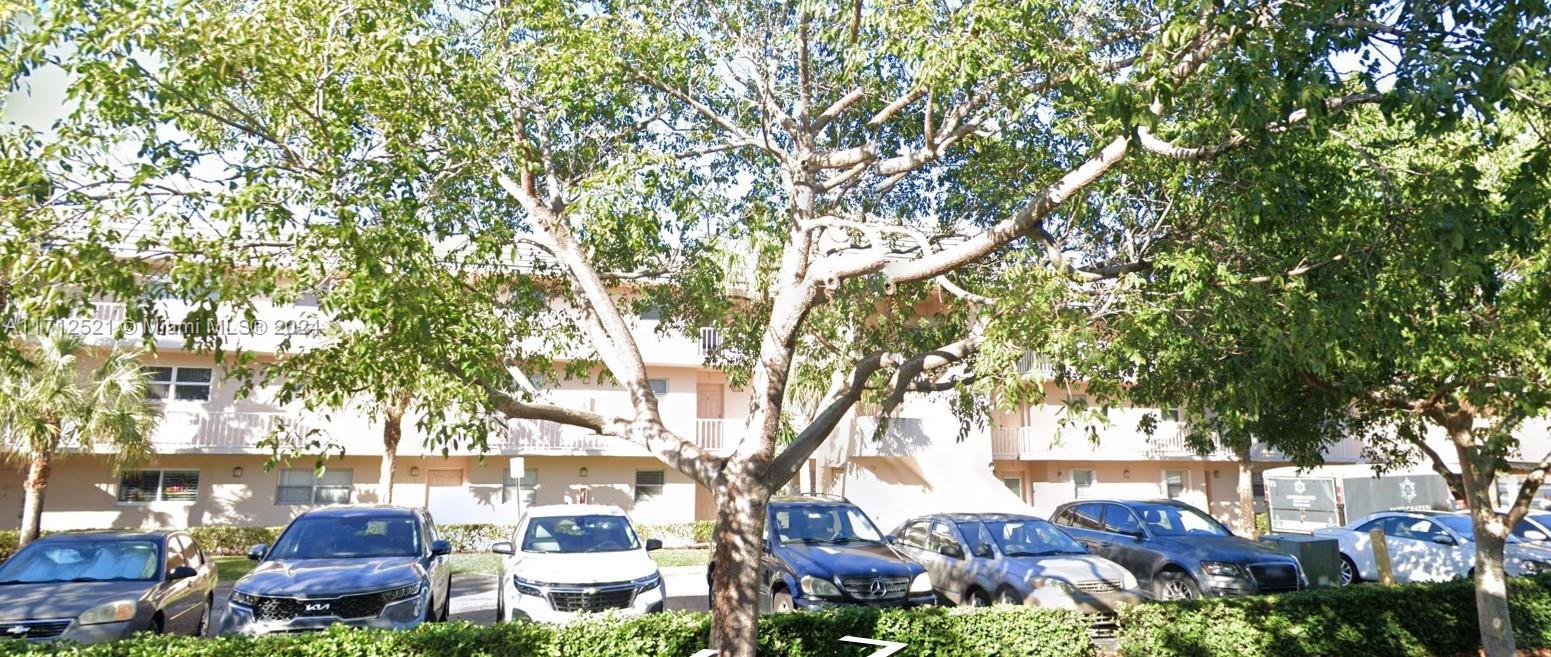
[767,352,887,485]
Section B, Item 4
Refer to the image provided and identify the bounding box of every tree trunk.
[1451,421,1517,657]
[380,397,407,504]
[708,464,770,657]
[19,451,51,546]
[1235,444,1258,539]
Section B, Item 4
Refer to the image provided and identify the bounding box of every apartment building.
[0,299,766,531]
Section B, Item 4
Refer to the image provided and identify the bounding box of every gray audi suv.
[219,506,452,635]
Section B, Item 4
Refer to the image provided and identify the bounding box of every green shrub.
[0,607,1091,657]
[186,526,283,556]
[638,521,716,547]
[437,524,514,552]
[1117,575,1551,657]
[0,530,16,562]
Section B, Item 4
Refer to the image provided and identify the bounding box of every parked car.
[708,494,934,612]
[888,513,1143,637]
[220,505,453,635]
[1315,510,1551,585]
[1511,512,1551,544]
[0,530,217,642]
[1052,499,1306,600]
[492,504,665,622]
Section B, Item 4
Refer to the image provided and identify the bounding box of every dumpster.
[1259,534,1341,588]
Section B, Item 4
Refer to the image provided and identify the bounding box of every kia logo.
[304,603,331,613]
[869,579,887,596]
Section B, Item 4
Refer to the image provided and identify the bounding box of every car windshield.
[773,504,883,544]
[521,515,641,553]
[1135,503,1230,537]
[267,514,423,559]
[963,519,1087,557]
[0,540,160,583]
[1433,515,1478,541]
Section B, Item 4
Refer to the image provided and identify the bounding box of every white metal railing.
[992,427,1021,459]
[491,421,642,453]
[1016,351,1056,377]
[695,418,743,451]
[698,327,723,357]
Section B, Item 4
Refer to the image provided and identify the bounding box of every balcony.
[990,424,1232,461]
[478,418,738,455]
[695,418,741,451]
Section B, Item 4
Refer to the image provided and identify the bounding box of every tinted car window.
[1514,518,1551,542]
[1072,503,1105,530]
[0,540,160,583]
[976,518,1086,557]
[269,514,423,559]
[1103,504,1143,535]
[928,520,960,552]
[959,521,997,558]
[166,535,188,571]
[1356,518,1387,534]
[899,520,929,549]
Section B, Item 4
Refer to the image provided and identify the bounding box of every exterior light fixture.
[232,466,243,478]
[409,466,421,477]
[579,467,589,478]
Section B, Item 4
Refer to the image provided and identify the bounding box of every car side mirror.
[491,541,515,555]
[645,538,663,551]
[431,540,453,556]
[938,544,965,560]
[884,534,897,544]
[1432,535,1458,546]
[168,565,199,581]
[247,544,267,561]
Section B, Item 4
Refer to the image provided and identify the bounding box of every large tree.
[0,334,159,544]
[10,0,1537,654]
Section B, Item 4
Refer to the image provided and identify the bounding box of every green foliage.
[0,529,16,562]
[1118,576,1551,657]
[186,527,282,556]
[0,607,1092,657]
[636,521,716,547]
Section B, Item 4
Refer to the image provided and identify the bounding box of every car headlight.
[230,590,260,608]
[1201,561,1246,578]
[800,575,842,598]
[77,600,137,625]
[633,573,663,592]
[381,583,423,602]
[1120,571,1139,591]
[909,572,933,594]
[1029,576,1074,594]
[513,575,545,597]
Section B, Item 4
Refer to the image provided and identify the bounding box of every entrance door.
[697,383,726,448]
[425,469,466,523]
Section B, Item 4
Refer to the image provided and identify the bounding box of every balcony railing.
[698,327,723,358]
[990,425,1231,461]
[695,418,740,451]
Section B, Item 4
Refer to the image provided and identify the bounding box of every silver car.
[0,531,217,643]
[888,514,1145,636]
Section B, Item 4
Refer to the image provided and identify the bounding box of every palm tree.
[0,333,159,545]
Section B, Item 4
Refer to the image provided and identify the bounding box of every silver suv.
[219,506,453,634]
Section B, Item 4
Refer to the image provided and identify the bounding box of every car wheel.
[963,589,991,607]
[995,588,1022,606]
[1153,570,1201,601]
[150,614,165,635]
[1339,555,1360,586]
[771,589,794,613]
[439,581,452,622]
[196,596,212,636]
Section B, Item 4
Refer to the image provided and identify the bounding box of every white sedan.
[1315,511,1551,585]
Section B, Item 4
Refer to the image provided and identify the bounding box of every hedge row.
[1118,575,1551,657]
[0,606,1093,657]
[0,521,718,561]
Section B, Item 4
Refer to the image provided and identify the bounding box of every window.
[634,470,665,503]
[648,378,668,395]
[146,366,212,402]
[927,520,961,554]
[165,535,188,571]
[1163,470,1187,499]
[1161,406,1180,422]
[1103,504,1143,535]
[1072,469,1095,498]
[176,534,206,568]
[276,468,353,505]
[1001,476,1023,499]
[639,307,662,320]
[503,468,538,506]
[959,521,998,558]
[1071,502,1105,530]
[117,470,200,503]
[1252,471,1266,500]
[899,520,929,549]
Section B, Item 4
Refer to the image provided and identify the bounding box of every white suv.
[492,504,666,623]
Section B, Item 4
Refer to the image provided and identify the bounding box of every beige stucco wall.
[1,453,703,532]
[1013,460,1244,523]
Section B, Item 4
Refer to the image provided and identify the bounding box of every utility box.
[1259,534,1341,589]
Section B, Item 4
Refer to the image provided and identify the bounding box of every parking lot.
[207,566,711,632]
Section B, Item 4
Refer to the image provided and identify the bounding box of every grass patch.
[450,552,501,575]
[214,556,255,582]
[651,549,709,567]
